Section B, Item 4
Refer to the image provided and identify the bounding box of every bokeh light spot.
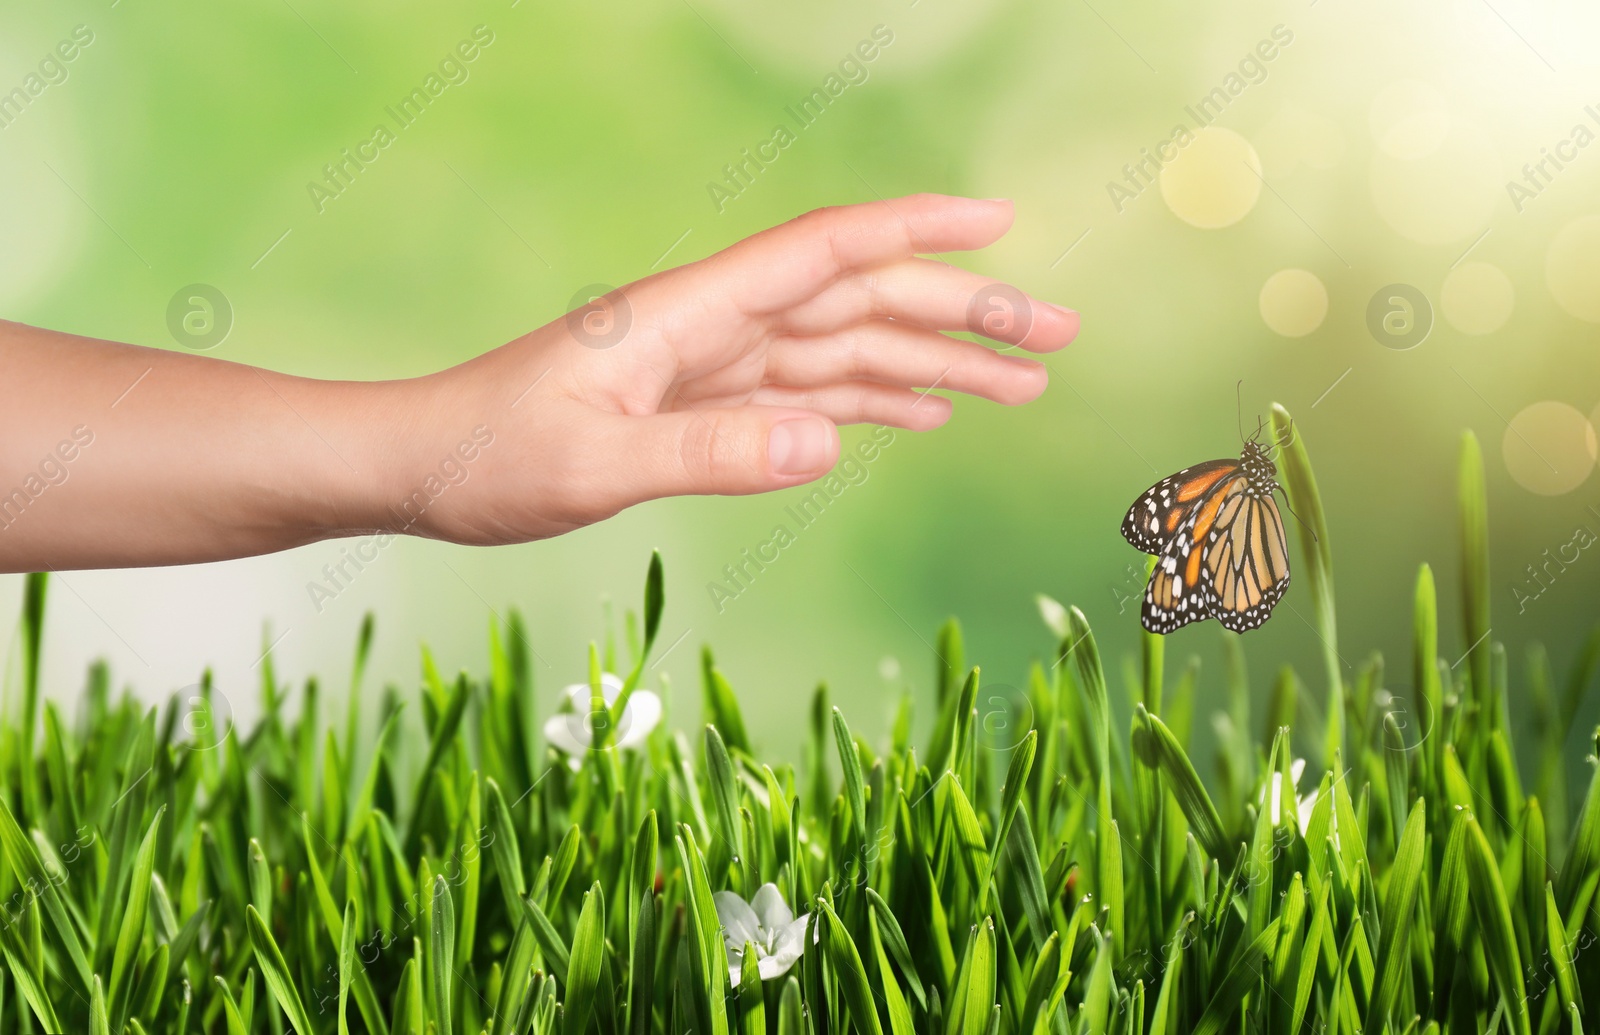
[1369,81,1451,160]
[1503,401,1596,496]
[1546,215,1600,323]
[1160,127,1262,229]
[1440,262,1514,335]
[1259,269,1329,337]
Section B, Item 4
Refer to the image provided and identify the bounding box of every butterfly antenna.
[1236,380,1246,442]
[1277,491,1320,544]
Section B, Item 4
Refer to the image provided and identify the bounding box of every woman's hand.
[406,194,1079,545]
[0,194,1076,572]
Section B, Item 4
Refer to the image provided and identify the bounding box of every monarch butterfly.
[1120,428,1291,634]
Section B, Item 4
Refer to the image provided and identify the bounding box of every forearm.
[0,319,436,572]
[0,196,1074,571]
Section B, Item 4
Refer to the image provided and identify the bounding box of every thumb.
[602,406,840,505]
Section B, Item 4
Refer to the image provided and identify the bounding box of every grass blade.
[0,789,90,990]
[676,827,730,1035]
[1,906,62,1032]
[702,650,752,755]
[247,904,318,1035]
[19,572,45,822]
[834,707,868,850]
[1545,882,1582,1016]
[1462,814,1531,1035]
[339,899,357,1035]
[821,900,886,1035]
[610,550,665,729]
[1365,799,1426,1033]
[1457,431,1493,719]
[778,978,803,1035]
[111,807,165,1029]
[521,897,571,984]
[867,887,927,1009]
[1079,927,1112,1035]
[1269,403,1341,767]
[565,883,606,1035]
[1134,705,1230,860]
[429,874,457,1035]
[1192,919,1280,1035]
[706,724,747,874]
[1066,607,1110,785]
[628,888,655,1035]
[865,905,913,1035]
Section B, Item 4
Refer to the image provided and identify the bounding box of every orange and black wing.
[1139,470,1250,633]
[1142,479,1291,634]
[1204,493,1291,632]
[1121,460,1242,555]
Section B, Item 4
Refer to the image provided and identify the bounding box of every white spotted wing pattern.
[1119,442,1291,634]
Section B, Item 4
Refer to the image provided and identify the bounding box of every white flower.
[542,673,661,757]
[1265,758,1319,832]
[1296,786,1319,835]
[715,883,810,983]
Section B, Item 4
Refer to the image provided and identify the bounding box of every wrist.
[338,368,503,539]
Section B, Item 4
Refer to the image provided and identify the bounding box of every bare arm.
[0,321,432,569]
[0,194,1078,573]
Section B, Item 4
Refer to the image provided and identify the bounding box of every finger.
[764,322,1048,406]
[595,406,841,506]
[705,194,1018,313]
[774,258,1080,352]
[750,382,953,431]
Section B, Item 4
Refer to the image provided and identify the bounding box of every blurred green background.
[2,0,1598,767]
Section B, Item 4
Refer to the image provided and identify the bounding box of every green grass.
[3,410,1600,1035]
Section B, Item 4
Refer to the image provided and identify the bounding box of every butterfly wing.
[1139,471,1250,633]
[1205,493,1291,633]
[1121,460,1242,555]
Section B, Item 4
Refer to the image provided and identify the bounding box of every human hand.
[400,194,1079,545]
[0,194,1076,571]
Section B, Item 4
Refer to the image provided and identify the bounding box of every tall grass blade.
[1462,814,1531,1035]
[702,650,751,755]
[955,916,996,1035]
[1,909,61,1032]
[337,899,357,1035]
[1191,919,1280,1035]
[429,875,457,1035]
[247,904,317,1035]
[111,808,165,1030]
[0,790,90,990]
[1457,431,1492,722]
[19,572,45,821]
[1134,705,1230,860]
[1066,607,1110,784]
[1365,799,1426,1033]
[820,900,886,1035]
[564,883,606,1035]
[610,550,664,729]
[1269,403,1341,767]
[627,888,655,1035]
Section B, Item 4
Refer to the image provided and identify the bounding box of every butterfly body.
[1121,440,1290,634]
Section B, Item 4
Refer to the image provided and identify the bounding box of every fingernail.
[769,418,832,475]
[1047,302,1078,316]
